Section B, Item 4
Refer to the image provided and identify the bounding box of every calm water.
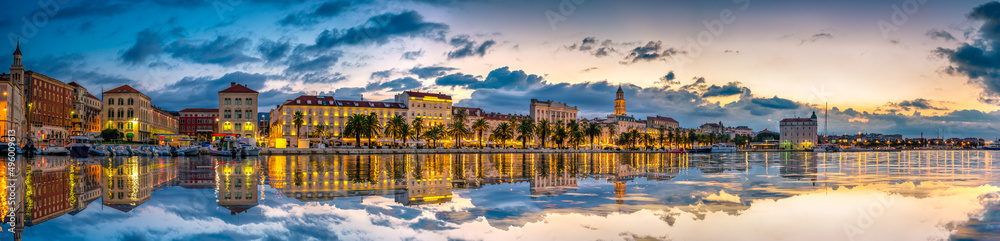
[1,151,999,241]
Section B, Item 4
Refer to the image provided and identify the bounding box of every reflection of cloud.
[703,190,741,203]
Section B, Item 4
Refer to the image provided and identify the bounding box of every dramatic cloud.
[435,66,543,90]
[119,28,174,65]
[935,2,1000,104]
[147,72,277,110]
[401,50,424,60]
[927,29,957,42]
[257,39,292,63]
[279,1,356,27]
[620,41,683,65]
[657,71,678,85]
[409,66,457,79]
[370,69,394,80]
[365,77,422,92]
[566,37,616,58]
[446,36,495,59]
[285,53,341,74]
[886,98,948,111]
[306,11,448,52]
[164,36,260,66]
[701,82,749,98]
[800,33,833,45]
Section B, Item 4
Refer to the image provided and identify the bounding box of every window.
[108,99,113,105]
[128,98,134,105]
[246,109,252,117]
[223,122,232,131]
[117,109,123,118]
[235,123,241,130]
[127,109,134,118]
[224,110,231,118]
[108,110,114,118]
[225,98,231,105]
[236,110,242,119]
[117,98,123,105]
[244,124,253,131]
[235,99,242,105]
[246,98,252,105]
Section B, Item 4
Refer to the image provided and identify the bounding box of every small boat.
[210,137,241,156]
[710,143,738,153]
[153,146,171,156]
[666,148,687,154]
[126,146,144,156]
[983,142,1000,150]
[68,136,91,158]
[178,146,201,156]
[89,144,105,156]
[42,138,70,155]
[239,144,260,156]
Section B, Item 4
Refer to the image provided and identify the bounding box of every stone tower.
[614,85,626,116]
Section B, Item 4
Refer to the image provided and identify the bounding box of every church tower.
[10,41,23,85]
[614,85,626,116]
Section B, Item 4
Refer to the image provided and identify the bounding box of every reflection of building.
[780,158,818,184]
[70,161,102,215]
[268,155,452,205]
[103,158,153,212]
[179,108,218,141]
[25,159,73,226]
[780,112,818,148]
[180,157,216,189]
[216,160,259,215]
[529,172,578,198]
[614,181,626,204]
[396,156,452,205]
[218,82,259,139]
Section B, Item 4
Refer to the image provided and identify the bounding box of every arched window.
[127,109,133,118]
[225,98,231,105]
[128,98,134,105]
[117,109,123,118]
[117,98,123,105]
[245,109,253,117]
[235,98,242,105]
[108,99,113,105]
[236,110,242,119]
[108,109,114,118]
[246,98,253,105]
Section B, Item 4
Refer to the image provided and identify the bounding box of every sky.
[1,0,999,138]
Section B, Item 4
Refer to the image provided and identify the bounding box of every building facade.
[68,82,102,135]
[395,91,452,127]
[25,71,73,139]
[530,99,578,123]
[103,85,177,142]
[779,112,818,149]
[269,95,406,146]
[646,116,680,130]
[1,43,25,136]
[614,86,626,116]
[179,108,218,141]
[218,83,259,140]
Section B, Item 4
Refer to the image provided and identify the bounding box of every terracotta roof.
[780,118,815,123]
[67,81,82,87]
[647,116,679,123]
[282,95,405,109]
[405,91,451,100]
[483,112,529,121]
[453,106,484,117]
[180,108,219,113]
[85,93,99,100]
[104,85,143,94]
[219,83,258,93]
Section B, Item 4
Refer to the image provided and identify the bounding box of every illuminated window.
[223,122,233,131]
[244,124,253,131]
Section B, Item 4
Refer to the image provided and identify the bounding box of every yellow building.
[102,85,178,141]
[102,158,153,213]
[530,99,578,123]
[218,82,259,140]
[216,159,259,215]
[395,91,452,127]
[269,95,407,146]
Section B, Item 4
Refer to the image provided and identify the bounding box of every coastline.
[257,147,958,155]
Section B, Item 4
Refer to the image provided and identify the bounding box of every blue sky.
[1,0,999,138]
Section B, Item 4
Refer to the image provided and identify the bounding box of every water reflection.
[0,151,997,240]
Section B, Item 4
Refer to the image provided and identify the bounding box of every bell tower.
[10,41,23,85]
[614,85,626,116]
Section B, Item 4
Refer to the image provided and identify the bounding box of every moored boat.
[983,142,1000,150]
[710,143,737,153]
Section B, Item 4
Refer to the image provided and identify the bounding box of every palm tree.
[398,123,414,147]
[343,114,367,148]
[453,108,469,123]
[516,119,535,149]
[471,119,489,148]
[569,130,585,149]
[411,117,424,147]
[448,119,471,148]
[657,125,666,149]
[585,122,601,149]
[311,124,327,139]
[422,124,445,148]
[383,115,406,147]
[536,119,551,148]
[292,111,305,140]
[491,122,514,148]
[365,112,382,146]
[553,124,568,149]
